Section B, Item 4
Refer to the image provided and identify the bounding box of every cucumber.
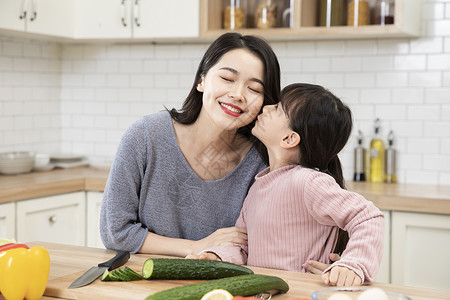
[142,258,253,280]
[101,267,143,281]
[144,274,289,300]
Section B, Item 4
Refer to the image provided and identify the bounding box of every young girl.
[189,83,385,287]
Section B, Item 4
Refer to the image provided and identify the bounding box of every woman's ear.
[197,77,205,92]
[280,131,300,149]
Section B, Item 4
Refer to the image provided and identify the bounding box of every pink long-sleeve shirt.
[203,165,384,283]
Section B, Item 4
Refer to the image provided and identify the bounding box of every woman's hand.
[186,252,221,261]
[322,266,362,287]
[302,253,341,274]
[190,227,247,255]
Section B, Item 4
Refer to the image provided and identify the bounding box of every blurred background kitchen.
[0,0,448,184]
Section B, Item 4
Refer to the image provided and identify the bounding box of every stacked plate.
[0,152,36,175]
[50,154,89,168]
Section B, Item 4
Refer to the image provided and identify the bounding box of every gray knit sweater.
[100,111,267,253]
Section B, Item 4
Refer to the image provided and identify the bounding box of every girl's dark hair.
[168,32,280,164]
[281,83,352,189]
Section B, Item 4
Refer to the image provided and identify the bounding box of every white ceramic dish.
[33,164,56,172]
[50,154,84,163]
[0,152,35,175]
[311,287,411,300]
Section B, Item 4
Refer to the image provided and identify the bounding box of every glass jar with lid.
[374,0,395,25]
[254,0,278,29]
[347,0,370,26]
[223,0,247,30]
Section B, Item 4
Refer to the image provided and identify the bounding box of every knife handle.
[98,251,130,271]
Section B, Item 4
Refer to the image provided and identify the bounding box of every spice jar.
[255,0,278,29]
[374,0,395,25]
[319,0,347,27]
[347,0,370,26]
[223,0,246,30]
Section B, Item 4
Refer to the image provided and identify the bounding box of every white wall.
[0,0,449,185]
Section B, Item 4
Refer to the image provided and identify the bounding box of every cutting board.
[44,269,205,300]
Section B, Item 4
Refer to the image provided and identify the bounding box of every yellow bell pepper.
[0,246,50,300]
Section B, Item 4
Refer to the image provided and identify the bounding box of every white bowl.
[0,152,35,175]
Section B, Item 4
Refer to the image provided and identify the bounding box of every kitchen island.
[13,241,449,300]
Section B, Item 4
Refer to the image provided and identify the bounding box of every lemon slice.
[200,289,234,300]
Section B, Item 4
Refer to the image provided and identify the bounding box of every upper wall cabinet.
[0,0,76,38]
[75,0,199,40]
[200,0,421,41]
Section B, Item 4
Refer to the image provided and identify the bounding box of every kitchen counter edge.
[1,167,449,215]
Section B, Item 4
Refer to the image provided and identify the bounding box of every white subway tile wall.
[1,1,449,185]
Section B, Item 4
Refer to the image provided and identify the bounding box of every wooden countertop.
[1,167,450,215]
[20,242,450,300]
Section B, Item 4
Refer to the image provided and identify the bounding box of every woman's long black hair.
[168,32,281,164]
[280,83,353,189]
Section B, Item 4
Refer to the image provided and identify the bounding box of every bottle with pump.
[353,130,366,181]
[385,130,397,183]
[369,118,385,182]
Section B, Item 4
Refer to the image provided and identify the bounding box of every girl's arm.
[304,172,385,284]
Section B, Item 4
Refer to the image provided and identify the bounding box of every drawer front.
[17,192,86,246]
[0,202,15,240]
[86,191,104,248]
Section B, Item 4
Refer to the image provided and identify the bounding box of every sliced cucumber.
[100,267,143,281]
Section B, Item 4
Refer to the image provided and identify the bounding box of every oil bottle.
[385,130,397,183]
[353,130,366,181]
[369,118,385,182]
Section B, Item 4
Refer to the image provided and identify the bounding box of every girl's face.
[252,103,292,148]
[197,49,265,131]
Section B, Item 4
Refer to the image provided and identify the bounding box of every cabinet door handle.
[19,0,29,19]
[134,0,140,27]
[30,0,37,21]
[121,0,128,27]
[48,215,57,224]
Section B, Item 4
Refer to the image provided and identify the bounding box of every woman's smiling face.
[197,48,265,131]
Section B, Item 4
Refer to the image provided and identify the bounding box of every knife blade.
[68,250,130,289]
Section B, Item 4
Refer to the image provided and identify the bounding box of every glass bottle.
[369,118,385,183]
[347,0,370,26]
[384,130,397,183]
[353,130,366,182]
[223,0,247,30]
[374,0,395,25]
[319,0,347,27]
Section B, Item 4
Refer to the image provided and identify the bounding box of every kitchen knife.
[68,250,130,289]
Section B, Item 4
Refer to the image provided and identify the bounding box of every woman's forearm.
[138,232,196,257]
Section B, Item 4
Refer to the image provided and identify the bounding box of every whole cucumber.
[144,274,289,300]
[142,258,253,280]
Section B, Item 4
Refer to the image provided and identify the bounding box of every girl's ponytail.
[326,156,345,189]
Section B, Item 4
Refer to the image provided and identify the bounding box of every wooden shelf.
[200,0,421,41]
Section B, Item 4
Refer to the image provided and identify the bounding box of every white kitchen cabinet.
[0,0,76,38]
[133,0,199,39]
[0,202,16,241]
[375,210,390,284]
[16,192,86,246]
[86,191,105,248]
[74,0,131,39]
[391,212,450,291]
[75,0,199,40]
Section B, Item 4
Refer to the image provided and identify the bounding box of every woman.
[100,32,280,256]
